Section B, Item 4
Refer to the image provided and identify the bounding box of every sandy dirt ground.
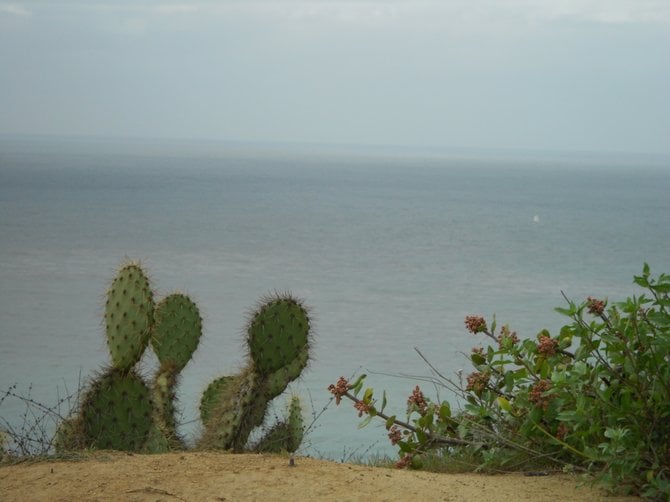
[1,451,639,501]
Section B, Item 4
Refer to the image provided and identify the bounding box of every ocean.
[1,136,669,460]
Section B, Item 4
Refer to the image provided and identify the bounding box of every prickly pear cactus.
[53,416,86,453]
[104,263,154,372]
[199,293,311,452]
[252,396,304,453]
[79,368,153,451]
[151,293,202,371]
[247,295,310,375]
[263,347,309,401]
[57,259,312,455]
[149,293,203,448]
[200,375,237,426]
[285,395,304,452]
[199,369,258,450]
[150,368,183,449]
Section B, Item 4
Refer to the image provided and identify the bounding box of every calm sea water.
[1,137,669,459]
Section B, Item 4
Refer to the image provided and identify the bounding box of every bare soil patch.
[0,451,639,501]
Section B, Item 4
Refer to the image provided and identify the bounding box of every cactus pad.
[152,293,202,372]
[80,368,153,451]
[198,369,259,450]
[247,294,310,375]
[53,416,86,453]
[253,396,304,453]
[150,368,184,449]
[200,375,237,426]
[104,263,154,371]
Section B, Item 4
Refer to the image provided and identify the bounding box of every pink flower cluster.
[465,315,487,334]
[395,454,413,469]
[407,385,429,415]
[354,400,371,417]
[556,422,569,441]
[529,379,554,410]
[466,371,490,395]
[327,376,351,405]
[537,335,558,357]
[388,425,402,445]
[497,325,519,347]
[587,296,606,316]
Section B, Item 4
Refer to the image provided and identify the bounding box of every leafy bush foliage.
[329,265,670,498]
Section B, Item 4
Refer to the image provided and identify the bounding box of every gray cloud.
[1,0,669,154]
[0,3,32,16]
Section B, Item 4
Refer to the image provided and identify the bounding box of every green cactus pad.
[200,375,237,426]
[143,425,170,454]
[80,368,153,451]
[262,346,309,401]
[247,294,310,375]
[151,293,202,372]
[253,396,304,453]
[286,395,304,452]
[198,369,259,451]
[104,263,154,371]
[53,416,86,453]
[150,368,184,449]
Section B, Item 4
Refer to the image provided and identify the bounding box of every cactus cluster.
[198,295,311,451]
[56,262,310,454]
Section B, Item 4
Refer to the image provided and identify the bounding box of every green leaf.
[522,339,537,353]
[633,277,647,288]
[651,283,670,294]
[497,396,512,412]
[385,415,397,430]
[504,371,515,392]
[529,406,543,422]
[439,403,451,420]
[557,410,576,422]
[490,358,514,367]
[464,402,481,415]
[471,353,486,365]
[350,374,366,397]
[513,367,528,379]
[357,415,374,429]
[381,390,387,414]
[554,306,573,317]
[363,387,374,403]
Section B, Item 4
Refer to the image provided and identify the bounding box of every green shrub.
[329,264,670,498]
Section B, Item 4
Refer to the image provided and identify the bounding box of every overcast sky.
[1,1,669,155]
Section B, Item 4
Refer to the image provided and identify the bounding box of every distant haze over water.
[1,136,668,459]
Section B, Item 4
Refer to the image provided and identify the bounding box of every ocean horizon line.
[2,133,669,169]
